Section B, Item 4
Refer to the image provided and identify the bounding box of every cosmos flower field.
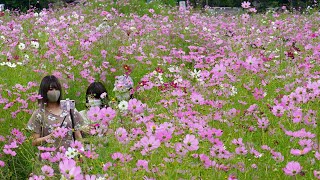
[0,0,319,179]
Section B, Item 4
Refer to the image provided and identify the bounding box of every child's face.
[87,97,102,108]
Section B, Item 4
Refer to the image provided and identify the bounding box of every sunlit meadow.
[0,0,319,179]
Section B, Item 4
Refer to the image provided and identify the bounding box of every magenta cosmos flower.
[0,160,4,167]
[283,161,302,176]
[87,106,101,122]
[128,98,144,114]
[99,107,116,123]
[183,134,199,151]
[59,159,77,176]
[314,170,320,179]
[115,127,129,143]
[140,136,161,152]
[41,165,54,177]
[190,92,205,105]
[272,105,285,117]
[136,159,149,171]
[241,1,251,8]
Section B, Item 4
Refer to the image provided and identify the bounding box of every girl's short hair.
[38,75,62,106]
[86,82,109,108]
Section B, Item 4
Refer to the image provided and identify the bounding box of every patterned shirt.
[27,108,83,148]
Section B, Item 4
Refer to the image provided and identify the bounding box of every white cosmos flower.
[168,65,180,73]
[71,12,79,19]
[157,73,164,84]
[118,100,128,111]
[31,41,39,49]
[18,43,25,50]
[190,69,201,79]
[67,28,74,33]
[130,26,137,32]
[65,147,78,159]
[230,86,238,96]
[96,177,106,180]
[174,76,183,84]
[1,62,17,68]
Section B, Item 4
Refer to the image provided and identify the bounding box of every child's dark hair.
[86,82,109,108]
[38,75,62,106]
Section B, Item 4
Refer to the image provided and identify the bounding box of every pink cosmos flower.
[241,1,251,9]
[124,154,133,162]
[85,175,96,180]
[52,127,69,139]
[115,127,129,143]
[199,154,212,169]
[70,140,83,151]
[40,152,51,160]
[290,147,312,156]
[101,50,107,59]
[272,152,284,162]
[211,63,226,78]
[38,146,56,152]
[231,138,244,146]
[241,14,250,22]
[3,148,17,156]
[135,160,149,171]
[257,117,269,129]
[111,152,124,162]
[292,109,303,123]
[103,162,112,171]
[128,99,144,114]
[99,107,116,123]
[29,175,45,180]
[68,166,83,180]
[314,170,320,179]
[41,165,54,177]
[283,161,302,176]
[59,159,76,175]
[190,92,204,105]
[0,135,5,142]
[228,174,238,180]
[183,134,199,151]
[253,88,265,100]
[155,129,172,142]
[100,11,108,16]
[249,8,257,13]
[272,105,285,117]
[4,141,18,149]
[87,106,101,122]
[261,145,271,151]
[235,146,248,155]
[140,136,161,152]
[298,139,313,148]
[0,160,5,167]
[315,151,320,160]
[175,143,188,156]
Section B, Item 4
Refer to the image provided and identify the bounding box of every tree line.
[0,0,316,12]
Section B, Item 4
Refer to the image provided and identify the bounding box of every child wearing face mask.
[79,82,109,136]
[27,75,83,149]
[113,75,134,102]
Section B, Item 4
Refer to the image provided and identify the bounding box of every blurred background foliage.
[0,0,317,13]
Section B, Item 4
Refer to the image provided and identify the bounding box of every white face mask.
[88,99,102,107]
[47,90,60,102]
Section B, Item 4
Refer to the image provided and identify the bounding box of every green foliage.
[1,0,317,12]
[1,0,56,11]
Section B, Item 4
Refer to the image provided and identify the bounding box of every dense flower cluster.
[0,0,319,179]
